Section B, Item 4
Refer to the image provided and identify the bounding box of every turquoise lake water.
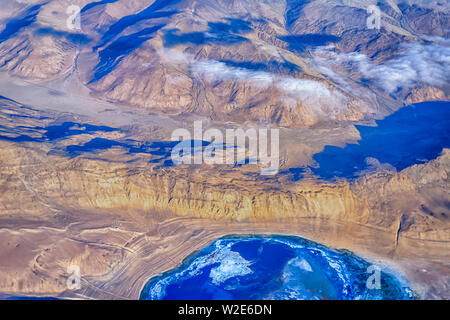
[140,235,414,300]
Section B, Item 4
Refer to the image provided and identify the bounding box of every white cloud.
[191,58,347,112]
[159,48,194,64]
[277,78,331,99]
[420,35,450,46]
[192,60,274,87]
[158,48,349,115]
[259,45,282,58]
[314,43,450,94]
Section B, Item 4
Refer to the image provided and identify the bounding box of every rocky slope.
[1,132,448,241]
[0,0,448,127]
[405,86,449,105]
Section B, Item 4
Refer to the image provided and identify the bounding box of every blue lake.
[0,118,228,167]
[3,100,447,179]
[140,235,414,300]
[296,101,450,180]
[0,296,58,300]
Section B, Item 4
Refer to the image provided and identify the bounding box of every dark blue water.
[65,137,181,162]
[34,27,91,46]
[163,18,252,47]
[0,4,42,44]
[0,120,169,161]
[0,121,118,143]
[0,119,222,167]
[0,296,58,300]
[2,101,447,178]
[81,0,119,13]
[304,101,450,180]
[140,235,414,300]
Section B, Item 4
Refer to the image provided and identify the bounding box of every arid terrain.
[0,0,448,299]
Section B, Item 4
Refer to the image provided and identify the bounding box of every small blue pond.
[140,235,414,300]
[306,101,450,180]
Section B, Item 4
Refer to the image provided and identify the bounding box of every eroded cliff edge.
[0,137,449,298]
[1,138,449,240]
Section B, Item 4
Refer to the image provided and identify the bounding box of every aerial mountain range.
[0,0,448,300]
[0,0,448,127]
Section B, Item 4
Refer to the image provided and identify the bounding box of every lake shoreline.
[1,216,447,300]
[139,234,415,300]
[53,217,449,300]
